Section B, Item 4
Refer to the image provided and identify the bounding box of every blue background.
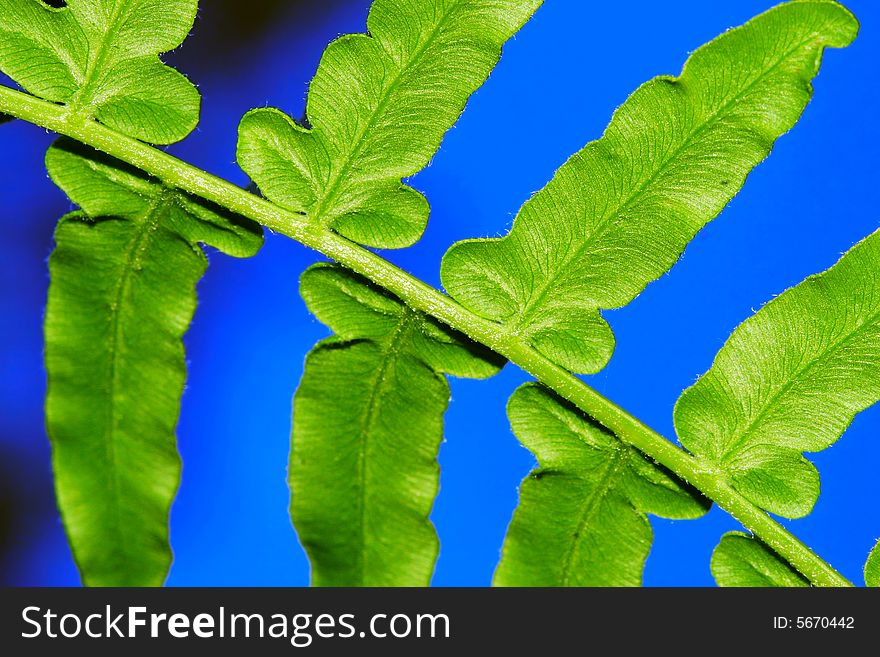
[1,0,878,587]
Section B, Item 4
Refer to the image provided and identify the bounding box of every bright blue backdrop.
[1,0,878,587]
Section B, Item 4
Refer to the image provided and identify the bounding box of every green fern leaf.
[0,0,200,143]
[293,264,502,586]
[675,230,880,519]
[236,0,542,249]
[495,384,707,586]
[866,541,880,587]
[45,139,262,586]
[441,0,857,374]
[711,533,809,587]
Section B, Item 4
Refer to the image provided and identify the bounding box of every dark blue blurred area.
[1,0,878,587]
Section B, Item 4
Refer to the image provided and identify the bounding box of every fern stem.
[0,84,852,587]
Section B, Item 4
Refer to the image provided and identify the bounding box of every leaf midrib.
[68,0,132,116]
[102,191,169,563]
[559,445,628,585]
[514,30,822,332]
[353,312,415,585]
[719,300,880,462]
[309,0,461,225]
